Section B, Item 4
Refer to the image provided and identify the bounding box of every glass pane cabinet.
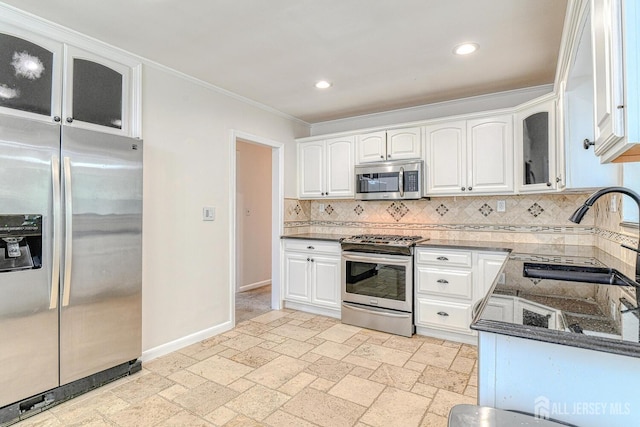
[72,59,123,129]
[522,112,550,185]
[0,33,53,115]
[515,95,557,192]
[0,28,138,137]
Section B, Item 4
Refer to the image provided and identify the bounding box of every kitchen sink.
[523,263,637,287]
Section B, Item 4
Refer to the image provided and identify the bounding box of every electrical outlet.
[497,200,506,212]
[319,203,325,213]
[610,195,618,213]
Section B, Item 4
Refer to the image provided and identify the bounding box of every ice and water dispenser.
[0,215,42,273]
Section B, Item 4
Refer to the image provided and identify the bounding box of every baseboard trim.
[283,300,341,319]
[237,280,271,293]
[142,320,234,362]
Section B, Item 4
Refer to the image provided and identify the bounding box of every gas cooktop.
[340,234,429,255]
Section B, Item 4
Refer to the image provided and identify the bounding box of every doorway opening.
[230,131,284,326]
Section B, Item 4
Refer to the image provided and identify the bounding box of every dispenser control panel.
[0,214,42,273]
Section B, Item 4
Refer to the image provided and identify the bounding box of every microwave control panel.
[404,171,419,191]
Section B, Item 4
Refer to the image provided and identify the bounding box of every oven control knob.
[437,311,449,317]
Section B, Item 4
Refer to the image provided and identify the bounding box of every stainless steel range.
[340,234,428,337]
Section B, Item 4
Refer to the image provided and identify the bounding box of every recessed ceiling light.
[453,43,479,55]
[315,80,332,89]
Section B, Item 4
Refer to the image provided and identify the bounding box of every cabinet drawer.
[416,267,472,299]
[416,249,472,267]
[416,299,472,332]
[283,239,340,255]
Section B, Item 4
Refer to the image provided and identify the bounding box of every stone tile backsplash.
[283,193,638,267]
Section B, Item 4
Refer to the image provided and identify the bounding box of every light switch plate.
[203,207,215,221]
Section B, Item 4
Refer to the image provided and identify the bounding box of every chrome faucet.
[568,186,640,284]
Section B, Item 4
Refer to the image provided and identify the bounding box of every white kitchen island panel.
[478,331,640,427]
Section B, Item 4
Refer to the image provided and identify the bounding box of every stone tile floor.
[16,310,477,426]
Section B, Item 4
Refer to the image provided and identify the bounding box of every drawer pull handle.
[307,246,315,250]
[436,279,449,284]
[436,256,449,261]
[437,311,449,317]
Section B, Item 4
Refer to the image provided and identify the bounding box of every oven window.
[357,173,399,193]
[345,260,406,301]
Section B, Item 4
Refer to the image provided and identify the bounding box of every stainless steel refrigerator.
[0,113,142,423]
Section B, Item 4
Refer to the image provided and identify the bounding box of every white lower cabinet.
[414,247,508,343]
[283,239,341,317]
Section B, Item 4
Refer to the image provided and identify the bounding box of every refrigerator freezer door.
[0,115,60,407]
[59,126,142,385]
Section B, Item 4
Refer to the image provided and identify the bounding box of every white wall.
[236,140,272,292]
[141,64,308,356]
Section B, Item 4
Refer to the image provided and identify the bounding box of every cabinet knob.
[617,105,624,109]
[307,258,310,262]
[325,192,329,196]
[437,311,449,317]
[53,116,61,122]
[461,187,466,191]
[380,155,384,159]
[583,139,595,150]
[65,117,74,123]
[388,154,391,158]
[546,182,552,187]
[468,186,472,191]
[436,256,449,261]
[310,258,314,262]
[556,177,561,183]
[436,279,449,284]
[307,246,315,250]
[321,192,325,196]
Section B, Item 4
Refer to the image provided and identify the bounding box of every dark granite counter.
[470,243,640,358]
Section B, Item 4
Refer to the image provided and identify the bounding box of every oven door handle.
[398,166,404,197]
[342,253,409,265]
[342,302,411,318]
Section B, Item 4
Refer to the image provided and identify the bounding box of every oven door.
[341,251,412,312]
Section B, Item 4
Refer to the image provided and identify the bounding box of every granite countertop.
[281,233,348,242]
[470,243,640,358]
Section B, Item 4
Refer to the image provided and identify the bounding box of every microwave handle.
[399,167,404,197]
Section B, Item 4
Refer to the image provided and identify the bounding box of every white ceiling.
[2,0,568,123]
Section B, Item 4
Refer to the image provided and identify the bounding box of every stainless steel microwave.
[355,160,423,200]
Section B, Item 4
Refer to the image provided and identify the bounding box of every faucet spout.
[569,187,640,285]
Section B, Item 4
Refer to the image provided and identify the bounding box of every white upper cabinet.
[559,6,621,189]
[298,136,354,199]
[64,46,135,136]
[467,114,514,194]
[0,22,141,137]
[515,94,558,192]
[357,127,421,163]
[425,115,513,196]
[424,121,467,195]
[590,0,640,162]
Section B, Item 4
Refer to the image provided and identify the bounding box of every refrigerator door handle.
[62,156,73,307]
[50,156,61,310]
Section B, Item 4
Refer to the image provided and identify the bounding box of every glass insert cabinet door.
[515,96,557,192]
[0,31,62,120]
[64,46,130,134]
